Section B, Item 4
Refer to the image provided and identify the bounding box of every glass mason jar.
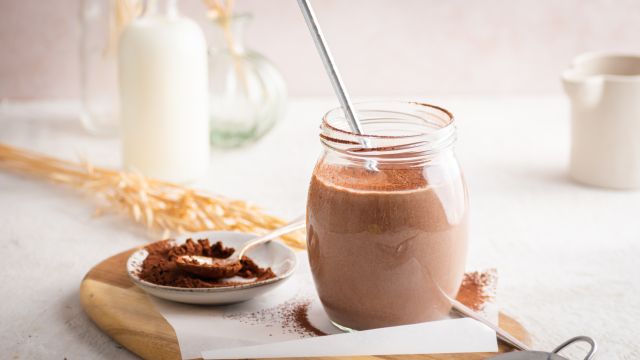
[306,101,469,331]
[79,0,142,135]
[207,14,287,148]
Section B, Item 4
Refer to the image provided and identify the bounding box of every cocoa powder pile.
[285,300,327,337]
[456,269,497,311]
[138,239,276,288]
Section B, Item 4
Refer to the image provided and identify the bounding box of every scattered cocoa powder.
[138,239,276,288]
[225,298,327,337]
[289,300,327,337]
[221,269,496,337]
[456,269,497,311]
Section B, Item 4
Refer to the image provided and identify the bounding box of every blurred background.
[2,0,640,101]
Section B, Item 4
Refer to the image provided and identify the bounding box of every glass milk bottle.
[79,0,143,135]
[118,0,209,182]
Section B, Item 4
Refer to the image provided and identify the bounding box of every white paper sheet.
[149,252,498,359]
[201,318,496,359]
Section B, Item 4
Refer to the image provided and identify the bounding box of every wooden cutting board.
[80,248,531,360]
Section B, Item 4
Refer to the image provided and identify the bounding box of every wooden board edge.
[80,250,182,360]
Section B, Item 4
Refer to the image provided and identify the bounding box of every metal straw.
[297,0,364,135]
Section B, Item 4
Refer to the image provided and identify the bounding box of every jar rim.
[322,101,454,140]
[320,101,457,160]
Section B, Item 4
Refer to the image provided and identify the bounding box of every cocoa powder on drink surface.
[138,239,275,288]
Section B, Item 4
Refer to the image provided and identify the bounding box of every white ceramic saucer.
[126,231,297,305]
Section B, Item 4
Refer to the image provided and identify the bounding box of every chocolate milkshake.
[306,101,468,330]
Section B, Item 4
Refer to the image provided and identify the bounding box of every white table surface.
[0,97,638,359]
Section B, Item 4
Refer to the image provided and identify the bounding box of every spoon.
[176,217,305,279]
[444,276,597,358]
[450,297,530,351]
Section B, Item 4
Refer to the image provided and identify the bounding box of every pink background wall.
[2,0,640,100]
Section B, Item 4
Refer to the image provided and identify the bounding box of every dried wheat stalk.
[105,0,144,57]
[0,143,305,249]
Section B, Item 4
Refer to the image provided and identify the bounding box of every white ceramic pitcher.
[562,52,640,189]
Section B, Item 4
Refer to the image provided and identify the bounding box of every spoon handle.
[451,299,530,351]
[237,216,306,259]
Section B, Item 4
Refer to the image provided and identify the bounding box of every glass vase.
[79,0,141,135]
[207,14,287,148]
